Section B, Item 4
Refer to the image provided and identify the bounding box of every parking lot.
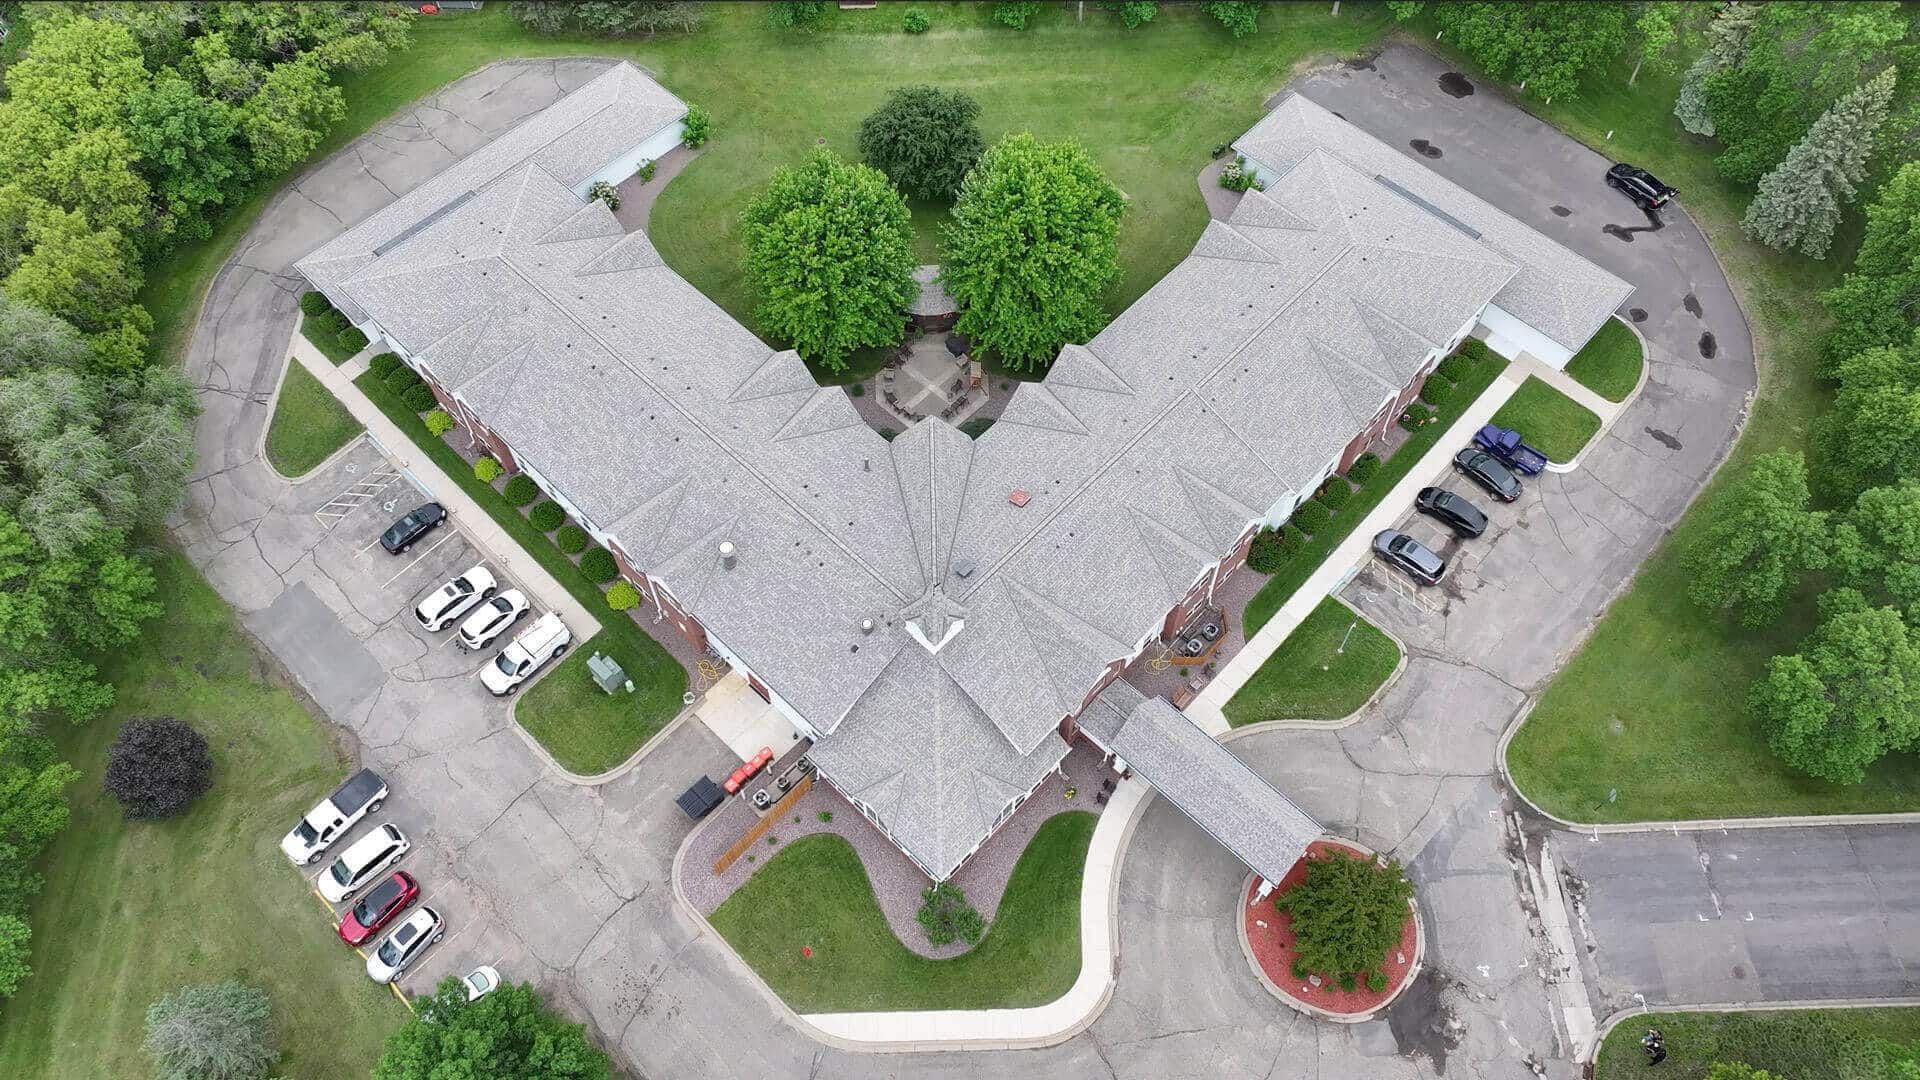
[250,435,600,1004]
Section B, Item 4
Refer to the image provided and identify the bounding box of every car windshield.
[294,820,318,843]
[493,652,521,676]
[488,597,511,614]
[469,971,494,993]
[329,859,354,885]
[450,577,473,596]
[376,938,402,966]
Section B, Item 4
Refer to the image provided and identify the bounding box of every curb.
[1497,696,1920,831]
[1542,314,1650,474]
[665,780,1157,1052]
[1233,839,1426,1024]
[1587,999,1920,1067]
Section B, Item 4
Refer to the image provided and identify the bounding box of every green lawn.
[516,636,687,775]
[1492,46,1920,822]
[302,318,364,365]
[265,361,362,477]
[0,550,405,1079]
[1563,318,1644,403]
[353,370,687,769]
[1245,352,1509,634]
[141,1,1393,370]
[1594,1008,1920,1080]
[710,811,1095,1013]
[1488,376,1601,463]
[1224,598,1398,726]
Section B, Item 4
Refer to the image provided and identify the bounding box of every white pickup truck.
[280,768,389,865]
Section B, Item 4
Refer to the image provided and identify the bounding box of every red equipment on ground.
[722,746,775,795]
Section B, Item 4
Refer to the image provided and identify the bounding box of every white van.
[318,823,410,904]
[479,612,570,696]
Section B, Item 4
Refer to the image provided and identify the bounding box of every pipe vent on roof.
[719,540,737,569]
[860,618,874,635]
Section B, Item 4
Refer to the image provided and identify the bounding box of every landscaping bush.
[994,0,1039,28]
[143,980,276,1080]
[1366,970,1388,993]
[336,327,369,355]
[606,580,641,611]
[916,882,987,947]
[299,291,332,317]
[528,500,565,532]
[636,158,656,183]
[103,717,213,820]
[1347,453,1381,485]
[1399,402,1434,431]
[383,364,422,394]
[473,456,502,484]
[1338,972,1358,992]
[1317,477,1352,511]
[1290,499,1331,537]
[402,383,438,412]
[1420,377,1453,407]
[579,547,618,583]
[369,352,403,380]
[502,474,539,507]
[1276,523,1305,558]
[1273,848,1414,977]
[588,180,620,211]
[682,104,711,148]
[309,309,349,338]
[554,525,588,555]
[1434,354,1468,383]
[1455,338,1491,364]
[902,7,929,32]
[424,409,454,436]
[1290,958,1310,981]
[1218,155,1264,193]
[1247,527,1291,574]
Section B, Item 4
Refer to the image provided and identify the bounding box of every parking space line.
[390,982,416,1013]
[380,532,458,588]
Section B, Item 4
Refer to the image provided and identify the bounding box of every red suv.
[338,871,419,947]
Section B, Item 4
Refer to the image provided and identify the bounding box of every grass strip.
[1489,376,1602,463]
[1224,598,1399,726]
[265,361,363,477]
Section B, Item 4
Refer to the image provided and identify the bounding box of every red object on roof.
[1008,489,1031,508]
[420,3,439,13]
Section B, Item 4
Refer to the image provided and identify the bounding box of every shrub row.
[1290,498,1331,537]
[579,547,618,583]
[503,474,539,507]
[528,500,565,532]
[554,524,588,555]
[299,291,371,359]
[1347,452,1381,486]
[1247,523,1305,574]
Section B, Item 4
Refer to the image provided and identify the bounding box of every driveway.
[164,47,1895,1080]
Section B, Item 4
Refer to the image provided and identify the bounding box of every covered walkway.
[1080,681,1322,890]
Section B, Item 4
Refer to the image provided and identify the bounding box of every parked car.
[1606,163,1676,210]
[1452,449,1523,503]
[280,768,387,865]
[480,612,570,695]
[1415,487,1488,538]
[338,871,420,947]
[462,965,502,1001]
[1372,529,1448,586]
[415,565,496,631]
[457,589,531,650]
[380,502,446,554]
[318,823,411,904]
[366,906,443,984]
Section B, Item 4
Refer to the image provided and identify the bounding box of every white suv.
[479,612,569,695]
[318,823,410,904]
[415,565,496,631]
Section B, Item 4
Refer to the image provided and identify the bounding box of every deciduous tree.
[1821,162,1920,370]
[1811,329,1920,499]
[1742,66,1898,259]
[510,1,703,37]
[1830,481,1920,619]
[374,977,609,1080]
[239,57,347,175]
[129,73,252,242]
[1682,450,1829,628]
[104,716,214,819]
[1749,588,1920,785]
[143,981,277,1080]
[1426,1,1630,103]
[940,133,1123,368]
[1202,2,1261,39]
[857,85,984,203]
[739,149,916,371]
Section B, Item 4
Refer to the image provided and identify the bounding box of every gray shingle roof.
[296,64,1625,881]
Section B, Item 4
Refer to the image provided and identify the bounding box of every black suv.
[1606,163,1676,210]
[380,502,446,554]
[1415,487,1488,538]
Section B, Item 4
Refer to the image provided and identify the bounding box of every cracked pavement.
[159,49,1906,1080]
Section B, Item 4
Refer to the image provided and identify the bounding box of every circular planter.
[1236,837,1424,1022]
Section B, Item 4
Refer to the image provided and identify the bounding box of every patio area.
[680,741,1115,959]
[1122,563,1265,707]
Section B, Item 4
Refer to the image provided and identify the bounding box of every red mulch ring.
[1243,839,1417,1016]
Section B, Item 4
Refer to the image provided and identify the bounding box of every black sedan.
[1452,449,1522,503]
[1415,487,1488,538]
[380,502,446,554]
[1606,163,1676,210]
[1372,529,1447,586]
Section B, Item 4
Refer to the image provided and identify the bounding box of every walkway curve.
[161,46,1920,1080]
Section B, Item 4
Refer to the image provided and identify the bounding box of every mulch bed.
[1243,839,1417,1016]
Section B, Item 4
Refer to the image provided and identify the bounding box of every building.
[296,63,1629,891]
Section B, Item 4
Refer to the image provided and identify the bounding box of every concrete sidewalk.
[1187,365,1527,734]
[289,334,604,641]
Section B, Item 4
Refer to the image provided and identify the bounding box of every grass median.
[353,370,687,775]
[1225,598,1399,726]
[1594,1007,1920,1080]
[1562,318,1644,403]
[710,811,1095,1013]
[1489,376,1601,463]
[0,550,405,1079]
[265,361,362,477]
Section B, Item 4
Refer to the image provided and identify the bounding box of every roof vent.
[719,540,737,569]
[1008,489,1031,508]
[952,558,975,579]
[860,618,874,635]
